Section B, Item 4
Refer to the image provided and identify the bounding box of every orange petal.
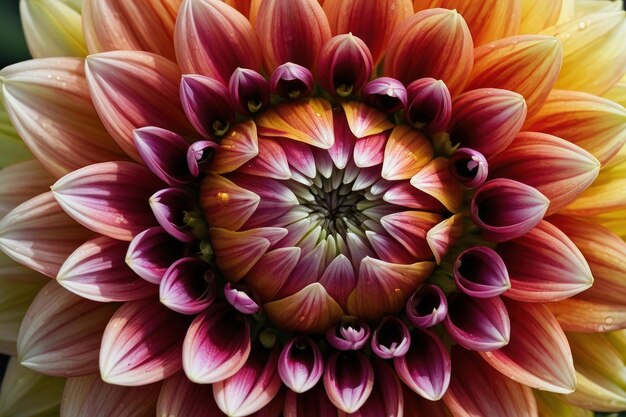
[1,58,128,177]
[534,391,594,417]
[340,101,394,138]
[380,211,443,259]
[199,173,260,231]
[255,0,331,72]
[384,8,474,96]
[209,120,259,174]
[413,0,521,46]
[255,98,334,149]
[427,213,464,264]
[467,35,562,117]
[443,347,538,417]
[243,247,301,301]
[323,0,413,64]
[174,0,262,84]
[347,257,435,320]
[480,300,576,394]
[519,0,563,34]
[489,132,600,216]
[264,283,344,333]
[543,11,626,96]
[410,157,463,213]
[381,126,433,180]
[83,0,180,61]
[524,89,626,166]
[549,297,626,333]
[85,51,193,161]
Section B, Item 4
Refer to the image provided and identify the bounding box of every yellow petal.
[574,0,624,16]
[543,11,626,95]
[534,391,592,417]
[20,0,87,58]
[519,0,563,34]
[603,82,626,108]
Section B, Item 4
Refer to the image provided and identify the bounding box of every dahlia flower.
[1,0,626,416]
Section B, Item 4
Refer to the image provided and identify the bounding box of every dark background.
[0,0,626,414]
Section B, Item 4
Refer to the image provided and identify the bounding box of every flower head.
[1,0,626,416]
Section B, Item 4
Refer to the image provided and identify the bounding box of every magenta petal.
[405,284,448,329]
[323,351,374,413]
[224,282,262,315]
[470,178,549,242]
[371,316,411,359]
[393,328,451,401]
[405,77,452,133]
[58,235,157,302]
[126,227,187,284]
[454,246,511,298]
[51,161,163,241]
[362,77,408,113]
[317,34,373,97]
[149,188,195,242]
[229,68,270,115]
[187,140,219,177]
[325,316,371,351]
[449,147,488,188]
[160,257,215,315]
[283,383,338,417]
[180,74,235,138]
[349,359,404,417]
[100,297,189,386]
[444,293,510,351]
[213,345,282,417]
[157,372,225,417]
[278,336,324,393]
[269,62,315,100]
[183,303,251,384]
[133,127,193,186]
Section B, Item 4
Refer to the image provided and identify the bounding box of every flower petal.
[519,0,562,34]
[385,8,473,96]
[283,383,338,417]
[489,132,600,216]
[480,300,576,394]
[427,213,464,264]
[453,246,511,298]
[160,257,215,315]
[213,345,282,417]
[467,35,562,116]
[381,125,433,180]
[278,336,324,393]
[156,372,225,417]
[393,328,451,401]
[410,157,463,213]
[133,127,193,186]
[348,258,435,320]
[20,0,87,58]
[1,58,127,177]
[544,11,626,95]
[0,160,52,218]
[348,359,404,417]
[51,162,163,241]
[61,374,160,417]
[265,283,344,333]
[324,351,374,413]
[0,192,92,277]
[497,220,593,302]
[125,226,187,284]
[58,235,157,302]
[18,281,117,377]
[340,101,394,139]
[85,51,192,160]
[100,297,189,385]
[255,0,331,71]
[183,303,251,384]
[443,347,538,417]
[83,0,179,60]
[370,316,411,359]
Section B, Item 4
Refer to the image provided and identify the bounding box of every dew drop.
[578,21,588,31]
[605,316,614,325]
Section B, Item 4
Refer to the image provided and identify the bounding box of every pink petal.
[238,137,292,180]
[0,160,52,218]
[182,303,251,384]
[279,336,324,393]
[480,300,576,394]
[409,157,463,213]
[325,316,371,351]
[149,188,195,242]
[51,162,163,241]
[444,293,510,351]
[100,297,189,386]
[57,235,157,302]
[370,316,411,359]
[453,246,511,298]
[449,147,489,189]
[317,34,373,97]
[0,58,127,177]
[18,281,117,377]
[125,226,187,284]
[187,140,219,177]
[229,68,271,115]
[242,247,301,301]
[283,383,339,417]
[405,284,448,329]
[156,372,225,417]
[0,191,92,277]
[61,374,161,417]
[405,77,452,133]
[133,127,193,186]
[85,51,193,160]
[393,328,451,401]
[470,178,549,242]
[323,351,374,413]
[362,77,408,113]
[318,254,357,311]
[174,0,262,84]
[269,62,315,100]
[443,347,538,417]
[213,345,282,417]
[159,257,216,315]
[346,359,404,417]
